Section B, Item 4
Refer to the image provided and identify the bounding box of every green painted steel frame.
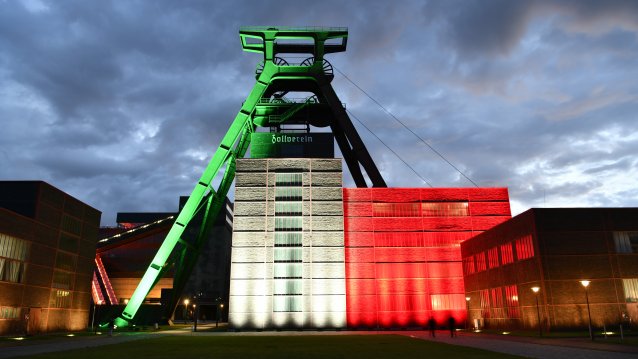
[113,27,385,327]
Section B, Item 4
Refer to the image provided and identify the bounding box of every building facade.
[462,208,638,331]
[229,159,512,329]
[0,181,101,336]
[344,187,510,328]
[230,158,347,329]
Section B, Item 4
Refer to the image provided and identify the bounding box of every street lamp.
[216,303,224,328]
[465,296,471,330]
[183,299,190,323]
[580,280,593,341]
[531,287,542,337]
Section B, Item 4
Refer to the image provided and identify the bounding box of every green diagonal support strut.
[111,26,386,327]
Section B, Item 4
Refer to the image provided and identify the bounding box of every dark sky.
[2,0,637,225]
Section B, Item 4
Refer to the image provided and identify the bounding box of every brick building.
[0,181,101,336]
[462,208,638,331]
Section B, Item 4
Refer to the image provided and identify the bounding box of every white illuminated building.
[229,158,346,329]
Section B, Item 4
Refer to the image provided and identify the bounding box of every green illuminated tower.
[113,27,386,327]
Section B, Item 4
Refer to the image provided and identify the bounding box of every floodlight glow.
[531,286,540,293]
[580,280,591,288]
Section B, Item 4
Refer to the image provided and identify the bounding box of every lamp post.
[216,303,224,328]
[183,299,190,324]
[531,287,542,337]
[465,296,471,330]
[580,280,593,341]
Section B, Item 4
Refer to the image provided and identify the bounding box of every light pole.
[531,287,542,337]
[183,299,190,324]
[216,303,224,328]
[465,296,471,330]
[580,280,593,341]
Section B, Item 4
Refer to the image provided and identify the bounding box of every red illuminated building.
[343,187,511,328]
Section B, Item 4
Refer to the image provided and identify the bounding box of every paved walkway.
[404,331,638,359]
[1,327,637,359]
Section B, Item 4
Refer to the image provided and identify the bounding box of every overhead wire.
[346,109,433,187]
[335,67,480,188]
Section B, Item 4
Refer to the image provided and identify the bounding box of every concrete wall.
[229,159,346,329]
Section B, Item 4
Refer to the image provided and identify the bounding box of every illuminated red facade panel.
[343,187,511,328]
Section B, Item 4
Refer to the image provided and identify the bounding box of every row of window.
[479,285,520,319]
[352,232,468,248]
[463,234,535,274]
[371,202,469,218]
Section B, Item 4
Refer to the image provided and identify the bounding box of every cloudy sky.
[1,0,637,225]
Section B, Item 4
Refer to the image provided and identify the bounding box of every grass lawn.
[21,335,523,359]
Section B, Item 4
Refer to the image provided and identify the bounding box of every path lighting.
[580,280,593,341]
[465,297,471,329]
[531,287,542,337]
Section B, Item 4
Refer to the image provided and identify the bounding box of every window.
[274,233,302,247]
[476,252,487,272]
[275,202,302,216]
[515,234,534,261]
[463,256,475,274]
[372,203,420,217]
[614,232,638,253]
[490,287,505,319]
[275,187,302,201]
[623,279,638,303]
[0,234,29,284]
[375,232,423,247]
[55,252,77,272]
[274,217,302,231]
[500,243,514,265]
[504,285,520,318]
[273,296,302,312]
[274,263,302,278]
[422,202,469,217]
[274,248,302,262]
[274,279,302,294]
[52,270,74,290]
[275,173,302,186]
[488,247,499,269]
[430,294,465,310]
[0,307,21,320]
[50,289,71,308]
[61,214,82,236]
[479,289,490,318]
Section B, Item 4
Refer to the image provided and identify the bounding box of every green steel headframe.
[112,27,386,327]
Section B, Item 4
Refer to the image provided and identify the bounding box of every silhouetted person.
[108,319,114,337]
[448,316,456,337]
[428,317,436,337]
